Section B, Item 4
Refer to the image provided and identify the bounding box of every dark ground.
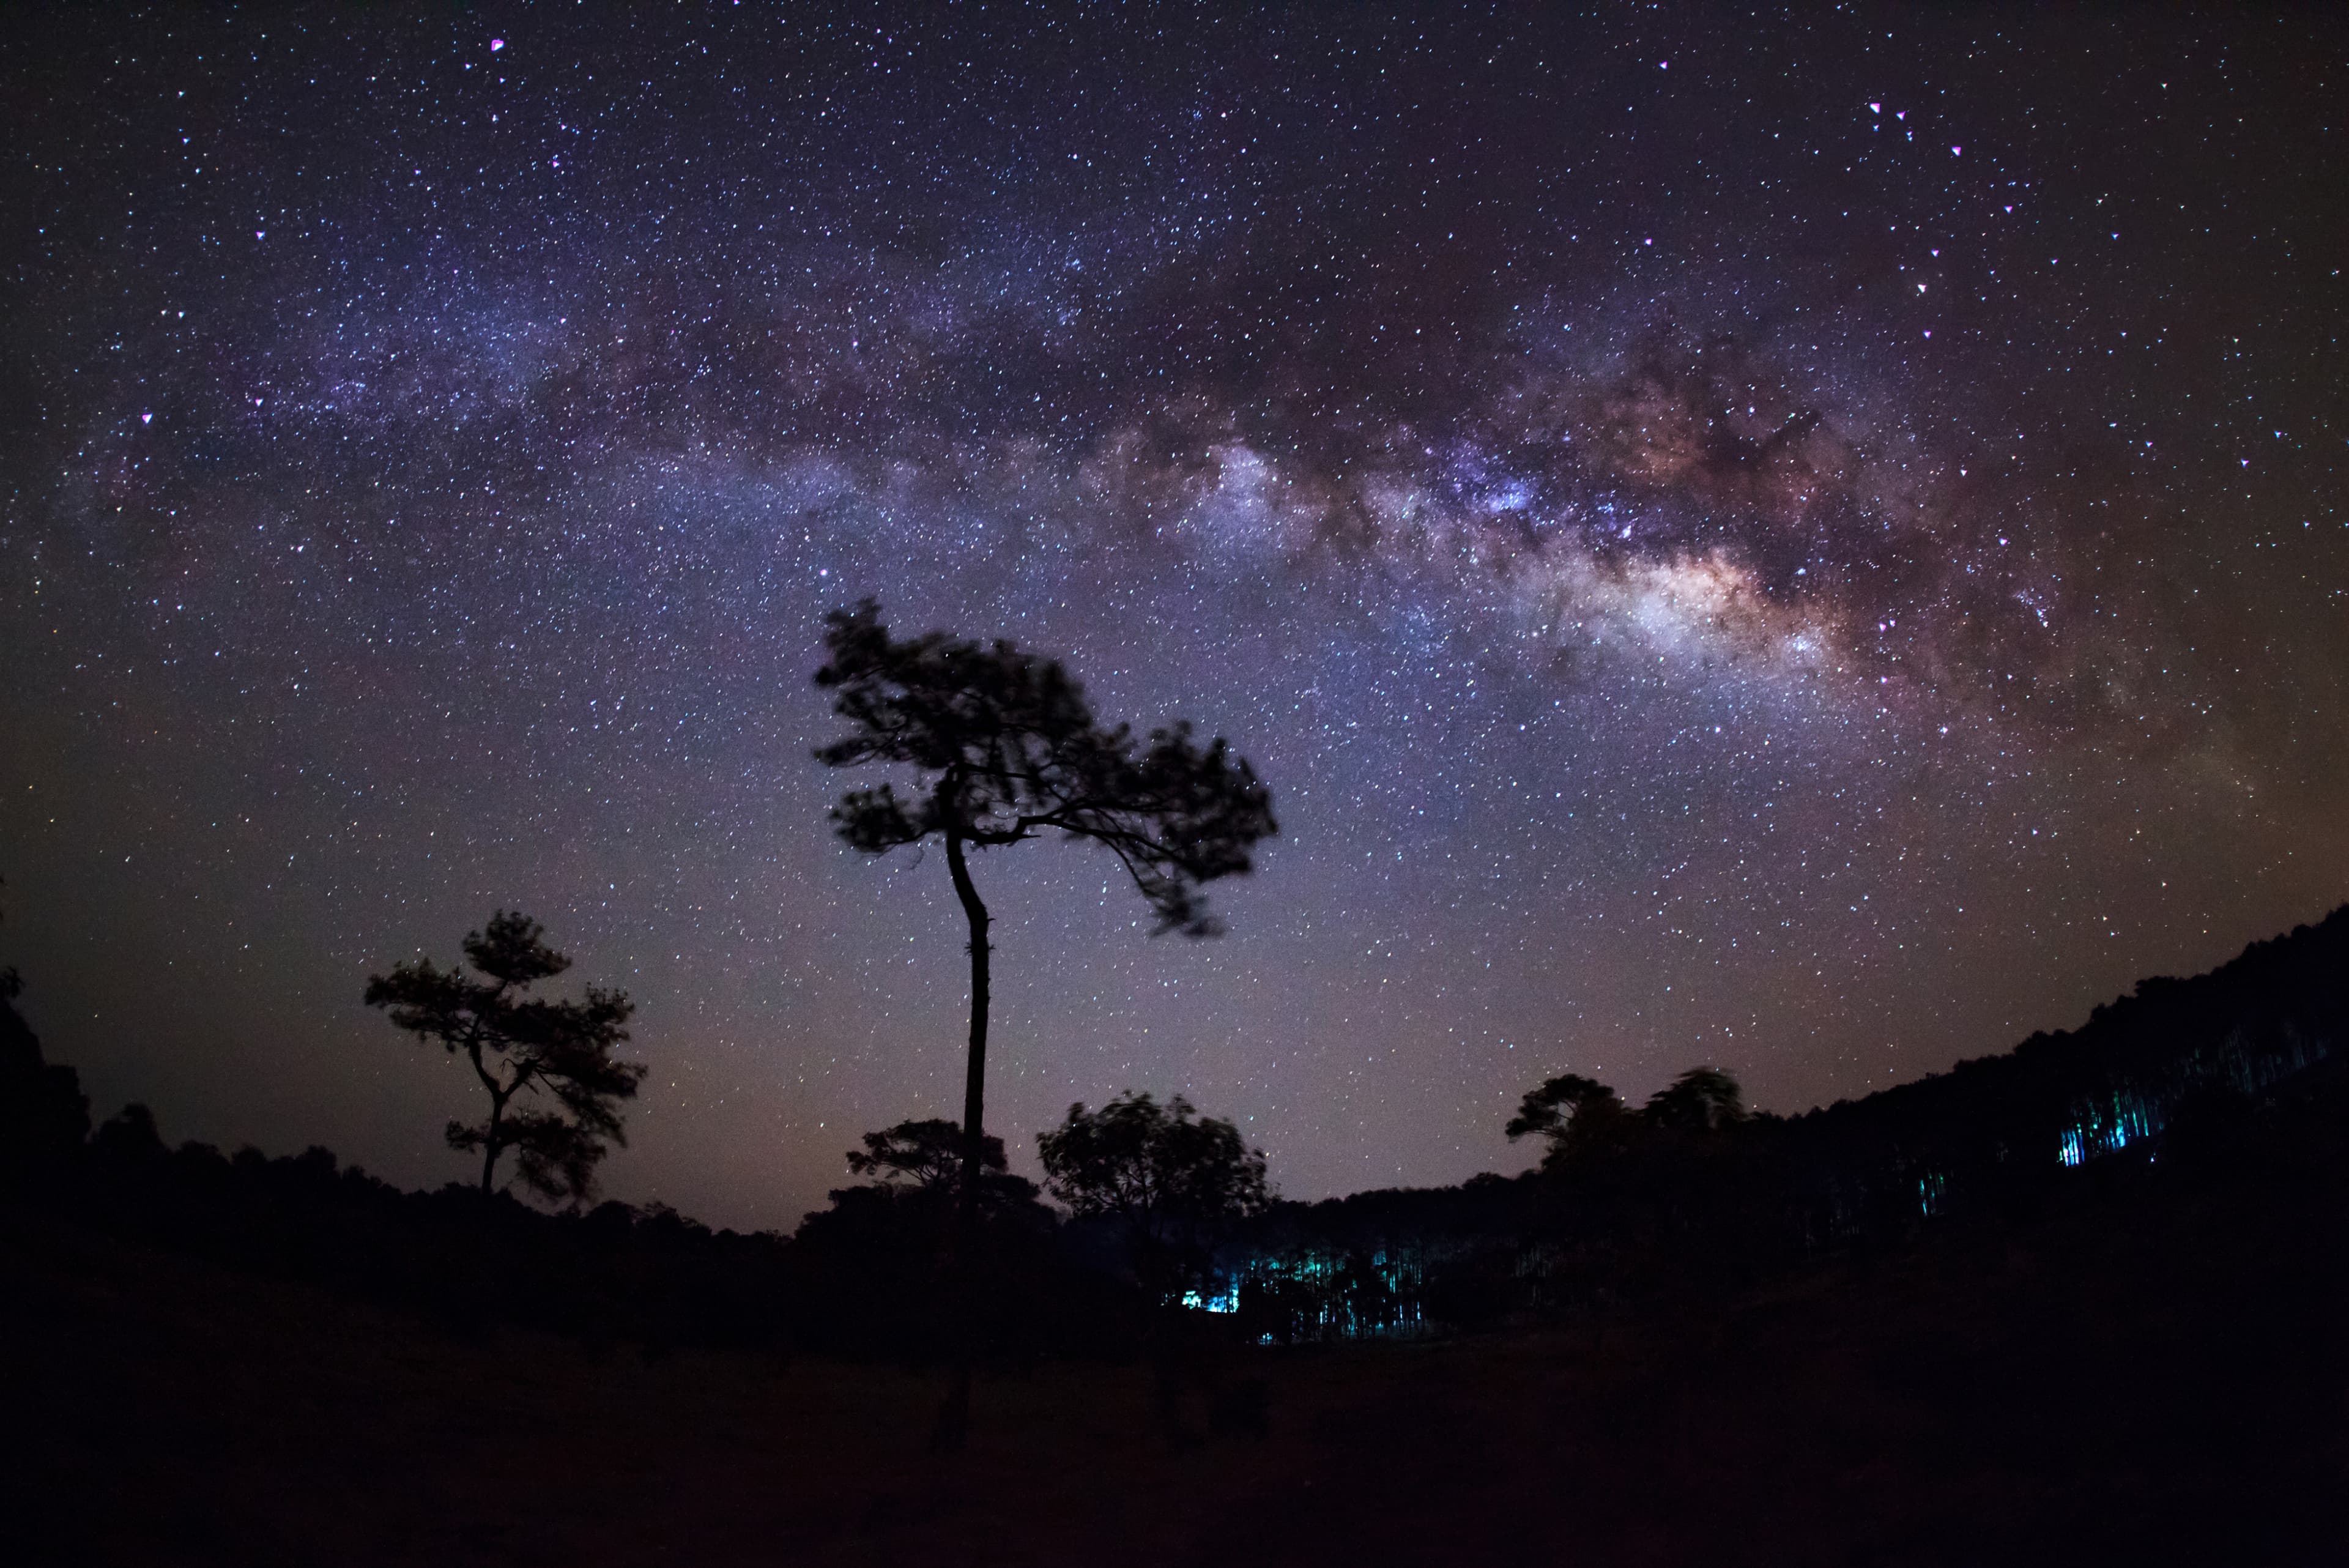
[7,1124,2344,1568]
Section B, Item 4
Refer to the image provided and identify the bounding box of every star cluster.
[3,6,2343,1227]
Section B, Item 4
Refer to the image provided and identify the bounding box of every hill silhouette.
[1215,905,2346,1338]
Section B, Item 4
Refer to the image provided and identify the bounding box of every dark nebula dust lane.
[2,5,2343,1228]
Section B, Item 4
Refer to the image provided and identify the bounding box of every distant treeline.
[1,976,1135,1359]
[1215,905,2348,1341]
[4,905,2345,1357]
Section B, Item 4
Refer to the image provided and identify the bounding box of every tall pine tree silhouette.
[814,600,1275,1446]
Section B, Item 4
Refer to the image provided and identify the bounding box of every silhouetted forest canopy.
[7,900,2348,1565]
[4,905,2343,1359]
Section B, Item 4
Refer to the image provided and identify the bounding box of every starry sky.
[4,4,2344,1230]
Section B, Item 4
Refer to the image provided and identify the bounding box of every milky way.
[4,6,2344,1227]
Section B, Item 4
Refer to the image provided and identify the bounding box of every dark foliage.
[55,1111,798,1351]
[1504,1072,1634,1169]
[1750,903,2349,1249]
[812,600,1276,1222]
[365,910,644,1203]
[2,902,2341,1388]
[845,1117,1006,1192]
[1038,1091,1271,1302]
[789,1123,1130,1362]
[813,601,1276,1443]
[814,600,1277,939]
[17,1096,1156,1365]
[1,880,91,1189]
[1,967,91,1189]
[1226,906,2349,1339]
[13,1070,2342,1566]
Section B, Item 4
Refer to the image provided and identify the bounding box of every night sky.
[4,4,2344,1231]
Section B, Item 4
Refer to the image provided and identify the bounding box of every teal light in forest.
[1917,1169,1948,1216]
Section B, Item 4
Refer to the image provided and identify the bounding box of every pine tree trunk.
[473,1049,508,1196]
[945,827,991,1245]
[934,825,992,1452]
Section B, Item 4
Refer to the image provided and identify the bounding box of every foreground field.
[8,1137,2343,1567]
